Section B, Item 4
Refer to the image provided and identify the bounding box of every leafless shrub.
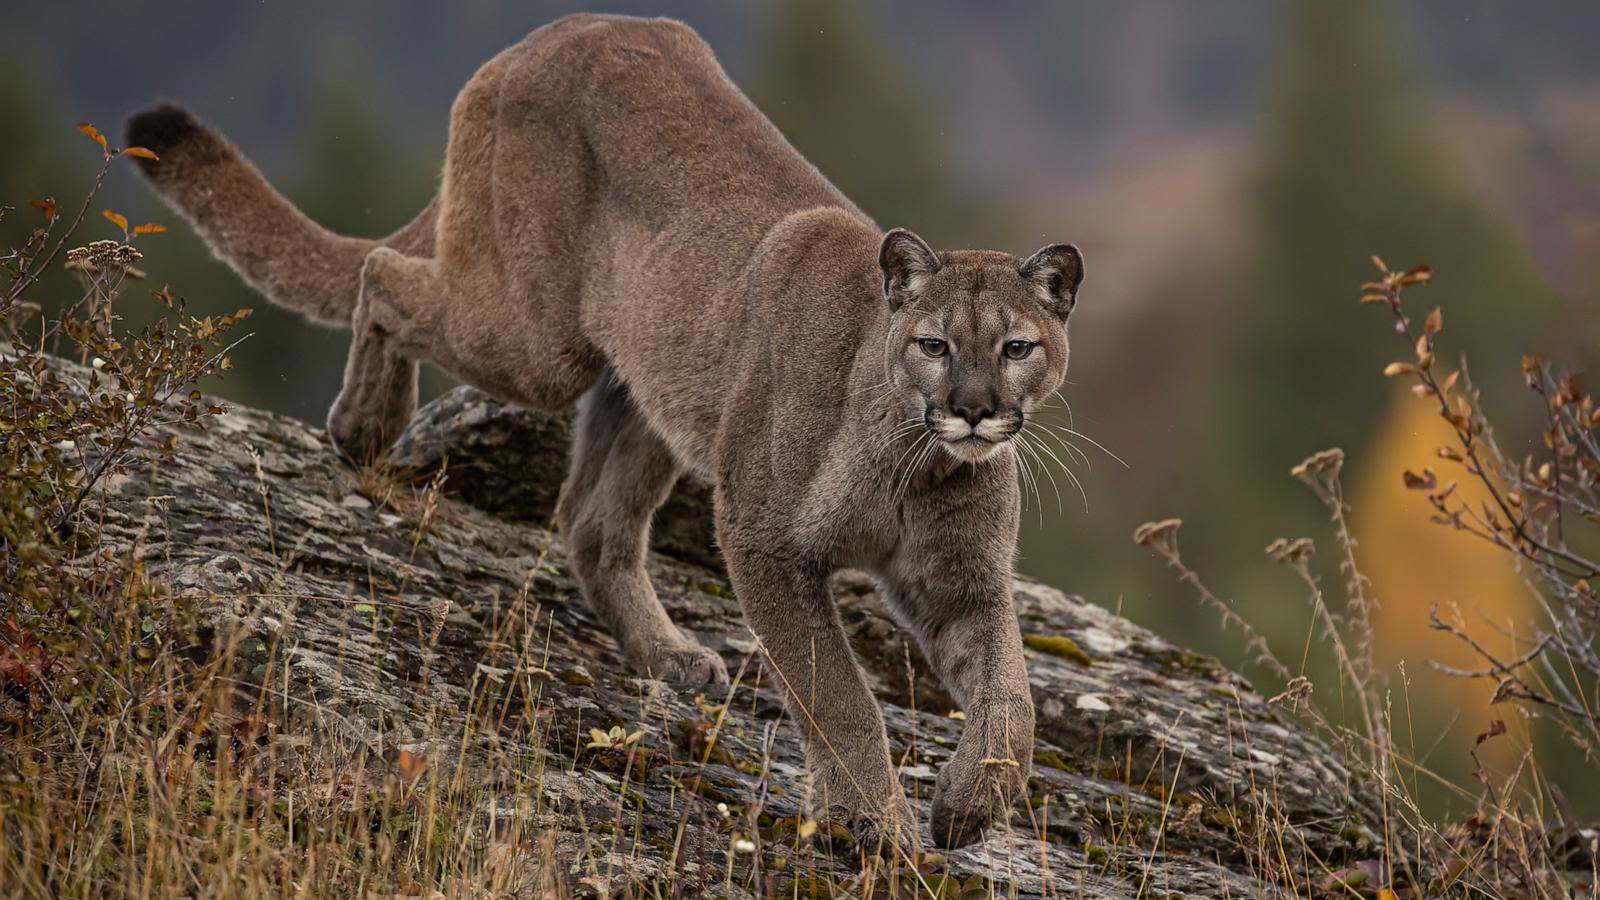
[1134,258,1600,896]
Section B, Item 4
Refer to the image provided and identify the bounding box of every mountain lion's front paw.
[639,641,729,688]
[928,743,1028,849]
[827,793,918,859]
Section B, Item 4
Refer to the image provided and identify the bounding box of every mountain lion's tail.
[125,103,436,324]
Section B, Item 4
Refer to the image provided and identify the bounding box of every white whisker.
[1031,418,1127,469]
[1012,443,1042,527]
[1015,434,1062,514]
[888,430,926,481]
[1027,420,1092,469]
[897,433,941,504]
[1032,434,1088,513]
[1060,460,1089,514]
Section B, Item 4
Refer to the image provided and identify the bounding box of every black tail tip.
[124,102,201,174]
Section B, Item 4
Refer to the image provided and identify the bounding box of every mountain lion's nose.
[947,390,995,427]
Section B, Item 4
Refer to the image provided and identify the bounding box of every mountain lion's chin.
[942,436,1003,463]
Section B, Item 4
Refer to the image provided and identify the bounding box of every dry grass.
[6,126,1598,899]
[1132,259,1600,898]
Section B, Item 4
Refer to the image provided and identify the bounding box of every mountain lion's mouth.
[940,431,1004,462]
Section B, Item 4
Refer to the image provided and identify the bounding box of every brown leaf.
[1359,293,1389,305]
[1383,362,1416,378]
[77,121,108,153]
[1424,306,1443,335]
[1400,265,1433,286]
[1370,254,1390,275]
[1402,468,1437,490]
[102,209,129,234]
[1475,720,1506,745]
[1441,371,1459,393]
[29,197,57,220]
[121,145,160,160]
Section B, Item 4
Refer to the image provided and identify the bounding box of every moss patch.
[1023,633,1093,666]
[557,668,593,686]
[1032,750,1078,773]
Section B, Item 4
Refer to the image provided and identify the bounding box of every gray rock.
[390,385,721,571]
[90,376,1378,897]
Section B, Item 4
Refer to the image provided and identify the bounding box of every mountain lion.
[127,13,1084,851]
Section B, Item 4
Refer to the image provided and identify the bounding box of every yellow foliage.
[1353,392,1528,757]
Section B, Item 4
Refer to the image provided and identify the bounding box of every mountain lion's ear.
[1017,243,1085,318]
[879,228,941,312]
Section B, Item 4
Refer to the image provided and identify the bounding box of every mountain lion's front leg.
[884,540,1034,849]
[717,540,917,855]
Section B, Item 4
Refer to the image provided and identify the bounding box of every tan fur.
[127,13,1085,851]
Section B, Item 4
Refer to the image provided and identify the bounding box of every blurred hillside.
[4,0,1598,815]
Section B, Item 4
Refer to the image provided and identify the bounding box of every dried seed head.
[1265,537,1315,567]
[1133,518,1183,555]
[65,239,143,274]
[1290,448,1344,482]
[1269,676,1314,708]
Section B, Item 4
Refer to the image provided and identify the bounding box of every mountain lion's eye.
[1003,340,1037,360]
[917,338,948,358]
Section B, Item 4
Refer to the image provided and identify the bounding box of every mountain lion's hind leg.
[557,375,730,688]
[325,248,442,461]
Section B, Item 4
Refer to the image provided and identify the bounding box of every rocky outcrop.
[93,382,1377,897]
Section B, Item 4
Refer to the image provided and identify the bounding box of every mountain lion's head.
[879,228,1083,463]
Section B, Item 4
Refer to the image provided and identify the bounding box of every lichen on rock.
[88,379,1378,897]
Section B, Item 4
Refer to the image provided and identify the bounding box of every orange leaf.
[77,121,108,153]
[102,209,129,234]
[29,197,57,220]
[395,750,429,783]
[132,223,167,236]
[121,145,160,160]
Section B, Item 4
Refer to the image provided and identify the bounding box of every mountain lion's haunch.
[126,13,1084,851]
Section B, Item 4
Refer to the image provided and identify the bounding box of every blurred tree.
[746,0,960,242]
[1199,0,1567,816]
[1229,0,1560,493]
